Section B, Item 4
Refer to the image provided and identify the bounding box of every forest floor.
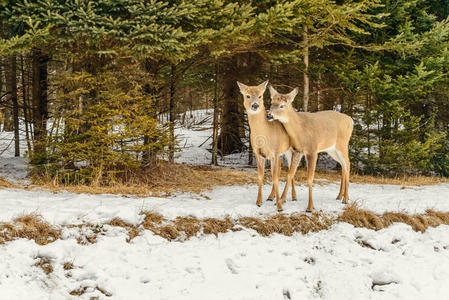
[0,110,449,299]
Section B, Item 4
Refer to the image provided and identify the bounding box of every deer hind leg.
[305,152,318,213]
[281,152,302,203]
[343,154,350,204]
[335,147,350,204]
[326,148,345,200]
[256,154,266,207]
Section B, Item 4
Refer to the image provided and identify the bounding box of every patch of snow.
[0,182,449,224]
[1,222,449,299]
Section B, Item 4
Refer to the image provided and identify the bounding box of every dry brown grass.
[0,177,15,188]
[35,163,257,196]
[34,257,53,275]
[8,161,446,197]
[289,169,449,186]
[108,218,141,242]
[240,212,335,236]
[32,166,448,197]
[338,203,449,232]
[63,261,74,270]
[0,214,61,245]
[1,205,449,246]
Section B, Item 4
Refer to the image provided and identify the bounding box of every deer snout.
[266,113,274,121]
[251,103,259,111]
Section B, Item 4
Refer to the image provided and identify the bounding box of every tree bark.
[217,56,245,155]
[21,55,32,153]
[9,55,20,156]
[168,64,176,163]
[3,56,14,132]
[31,49,49,162]
[211,62,219,165]
[302,24,309,112]
[0,57,3,130]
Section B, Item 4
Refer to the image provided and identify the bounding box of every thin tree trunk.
[0,57,3,130]
[9,55,20,156]
[4,56,14,131]
[302,24,309,112]
[212,62,219,165]
[31,49,49,162]
[316,73,322,111]
[168,64,176,163]
[21,55,32,153]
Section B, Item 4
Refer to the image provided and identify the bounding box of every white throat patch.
[247,109,260,115]
[277,117,288,123]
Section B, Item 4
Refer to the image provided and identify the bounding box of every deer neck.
[247,107,270,134]
[281,109,306,148]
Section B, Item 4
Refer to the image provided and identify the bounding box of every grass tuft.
[34,257,53,275]
[0,214,60,245]
[338,203,449,233]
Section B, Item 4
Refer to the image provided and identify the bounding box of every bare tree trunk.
[168,64,176,163]
[31,49,49,162]
[316,72,322,111]
[0,57,3,130]
[3,56,14,131]
[217,56,245,155]
[21,55,32,153]
[9,55,20,156]
[302,24,309,112]
[211,62,219,165]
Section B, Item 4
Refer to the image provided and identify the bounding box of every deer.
[267,85,353,212]
[237,81,302,211]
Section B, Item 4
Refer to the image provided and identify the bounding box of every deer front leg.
[256,154,265,207]
[269,156,282,211]
[305,152,318,213]
[280,152,301,203]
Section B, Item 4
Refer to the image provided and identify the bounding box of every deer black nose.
[266,113,273,121]
[251,103,259,110]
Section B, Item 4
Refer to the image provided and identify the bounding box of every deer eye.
[246,95,250,99]
[258,95,262,99]
[280,104,285,109]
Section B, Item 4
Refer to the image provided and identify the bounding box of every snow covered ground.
[2,222,449,300]
[1,111,449,299]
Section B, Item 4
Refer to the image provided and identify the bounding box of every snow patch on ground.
[1,222,449,299]
[1,182,448,225]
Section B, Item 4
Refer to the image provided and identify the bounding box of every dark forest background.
[1,0,448,185]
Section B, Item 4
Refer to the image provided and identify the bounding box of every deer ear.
[258,80,269,92]
[236,81,247,94]
[287,87,299,103]
[268,85,278,97]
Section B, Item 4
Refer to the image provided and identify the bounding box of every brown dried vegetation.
[34,257,53,275]
[34,163,257,196]
[338,203,449,232]
[0,214,60,245]
[2,206,449,245]
[0,177,15,188]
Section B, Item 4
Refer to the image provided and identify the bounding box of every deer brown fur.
[237,81,301,211]
[267,85,353,212]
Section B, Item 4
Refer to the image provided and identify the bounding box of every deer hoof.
[305,209,313,213]
[266,198,273,201]
[277,208,283,212]
[291,198,297,201]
